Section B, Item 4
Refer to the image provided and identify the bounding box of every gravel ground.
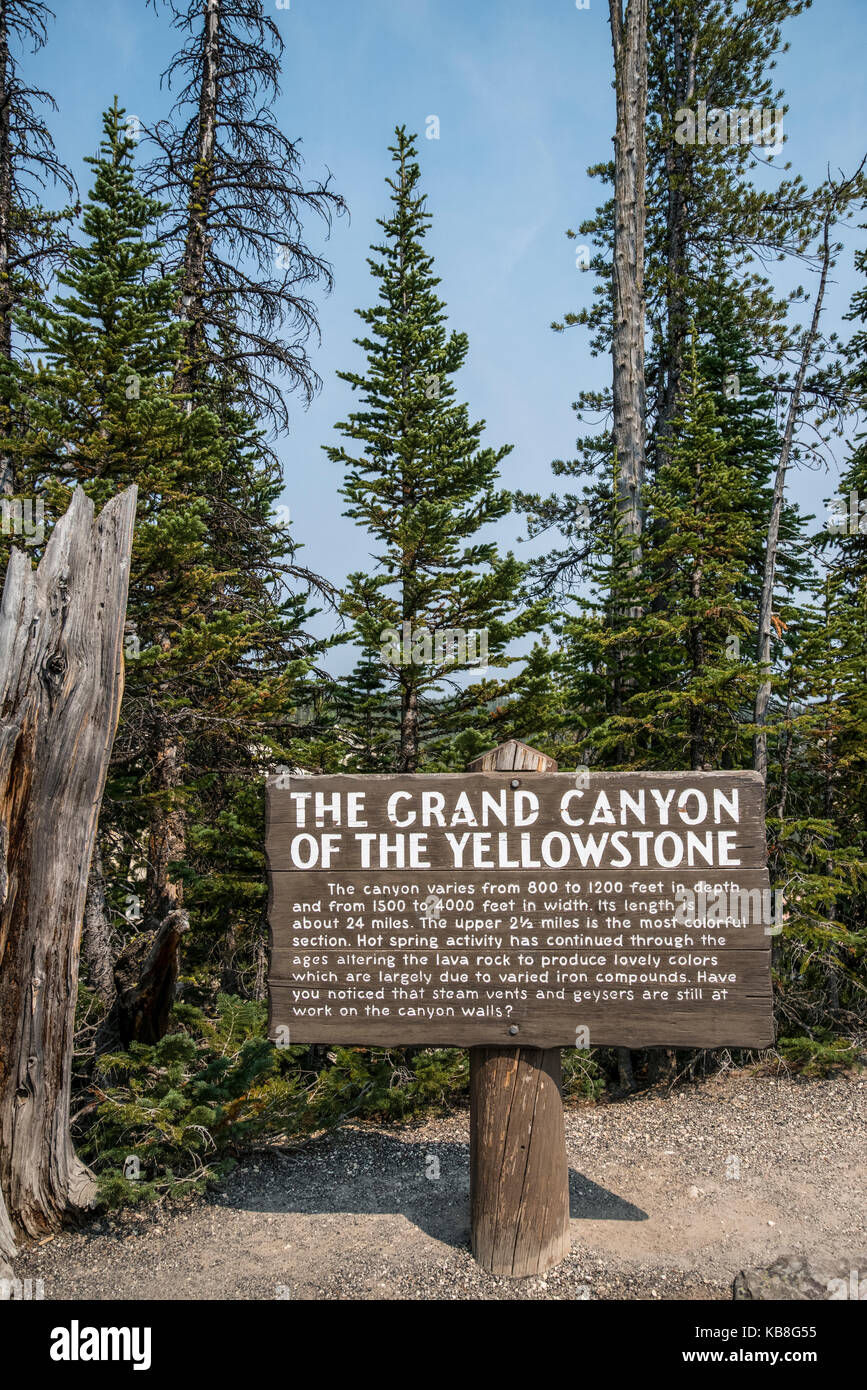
[10,1070,866,1300]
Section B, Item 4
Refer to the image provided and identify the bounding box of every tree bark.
[689,488,705,771]
[145,725,186,924]
[398,673,419,774]
[776,656,795,820]
[0,0,15,496]
[656,8,696,442]
[0,485,137,1269]
[113,909,189,1047]
[607,6,647,1105]
[82,845,116,1007]
[253,931,267,1002]
[609,0,648,552]
[173,0,221,400]
[615,1045,635,1092]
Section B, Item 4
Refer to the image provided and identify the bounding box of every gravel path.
[11,1071,866,1300]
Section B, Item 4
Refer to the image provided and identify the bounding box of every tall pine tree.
[326,127,542,772]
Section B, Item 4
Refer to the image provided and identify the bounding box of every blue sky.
[27,0,867,666]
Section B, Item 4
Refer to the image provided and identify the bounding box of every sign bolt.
[509,1025,519,1034]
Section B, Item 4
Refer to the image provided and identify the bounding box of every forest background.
[0,0,865,1209]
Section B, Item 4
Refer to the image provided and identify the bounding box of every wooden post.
[467,740,571,1277]
[0,486,137,1272]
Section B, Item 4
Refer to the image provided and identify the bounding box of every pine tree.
[828,218,867,812]
[331,652,400,774]
[137,0,345,932]
[767,217,867,1044]
[177,365,328,999]
[0,0,76,497]
[763,587,867,1052]
[559,341,758,772]
[325,127,542,772]
[143,0,345,427]
[520,0,817,592]
[7,103,320,1029]
[696,268,812,644]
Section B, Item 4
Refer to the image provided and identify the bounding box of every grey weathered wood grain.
[468,740,558,773]
[470,1047,571,1277]
[0,486,137,1269]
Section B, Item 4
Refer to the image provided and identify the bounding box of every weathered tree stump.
[113,909,189,1047]
[0,486,137,1271]
[466,741,571,1277]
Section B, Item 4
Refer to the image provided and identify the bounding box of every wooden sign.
[267,769,774,1050]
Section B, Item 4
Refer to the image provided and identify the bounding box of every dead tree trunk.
[113,909,189,1047]
[174,0,220,399]
[656,6,696,442]
[609,0,648,552]
[753,218,832,779]
[0,485,137,1272]
[0,0,15,498]
[608,1,647,1089]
